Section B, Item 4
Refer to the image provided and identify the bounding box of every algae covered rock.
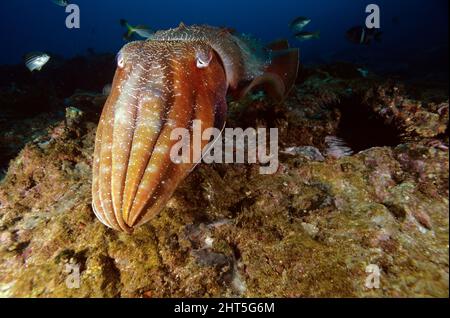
[0,64,448,298]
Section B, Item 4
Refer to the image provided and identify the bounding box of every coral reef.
[0,58,448,297]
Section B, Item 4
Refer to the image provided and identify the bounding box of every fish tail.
[313,31,321,39]
[120,19,129,28]
[123,29,134,41]
[120,19,134,40]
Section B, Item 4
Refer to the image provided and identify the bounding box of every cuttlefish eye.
[116,51,125,68]
[196,49,213,69]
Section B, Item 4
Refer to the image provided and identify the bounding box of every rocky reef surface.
[0,57,448,297]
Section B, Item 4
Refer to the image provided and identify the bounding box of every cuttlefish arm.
[92,40,227,232]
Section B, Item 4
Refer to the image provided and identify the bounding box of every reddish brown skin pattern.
[151,23,267,89]
[92,40,227,232]
[92,24,298,233]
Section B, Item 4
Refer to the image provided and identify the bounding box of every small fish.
[52,0,68,7]
[295,31,320,41]
[289,16,311,32]
[357,67,369,78]
[24,52,50,72]
[120,19,153,40]
[346,26,382,45]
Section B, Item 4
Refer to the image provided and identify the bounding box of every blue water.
[0,0,448,71]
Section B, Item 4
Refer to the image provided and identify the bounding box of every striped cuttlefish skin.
[92,40,227,232]
[92,24,299,233]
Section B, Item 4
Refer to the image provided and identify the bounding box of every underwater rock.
[363,84,449,140]
[0,53,115,180]
[281,146,325,161]
[0,63,448,297]
[65,107,84,128]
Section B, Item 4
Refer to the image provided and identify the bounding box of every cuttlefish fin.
[267,39,290,51]
[239,73,285,102]
[266,47,300,98]
[239,46,300,102]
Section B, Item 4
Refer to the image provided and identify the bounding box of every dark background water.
[0,0,448,74]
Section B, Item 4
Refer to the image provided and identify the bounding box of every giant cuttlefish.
[92,24,299,233]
